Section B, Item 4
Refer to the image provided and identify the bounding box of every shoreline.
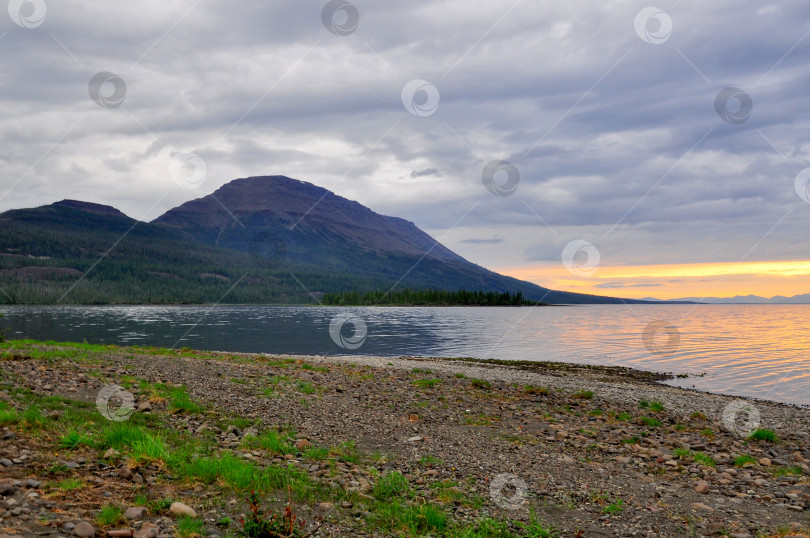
[1,340,808,536]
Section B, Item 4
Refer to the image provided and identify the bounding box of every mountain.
[0,175,657,305]
[658,294,810,304]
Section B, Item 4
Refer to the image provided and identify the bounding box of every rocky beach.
[0,341,808,537]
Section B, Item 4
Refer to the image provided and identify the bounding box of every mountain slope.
[0,176,655,304]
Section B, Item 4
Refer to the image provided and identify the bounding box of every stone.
[664,460,678,467]
[0,459,13,467]
[133,522,159,538]
[695,482,710,494]
[132,521,160,538]
[758,457,771,466]
[103,448,120,459]
[137,401,152,412]
[107,530,134,537]
[407,436,423,442]
[124,506,147,520]
[0,482,14,496]
[169,502,197,518]
[690,502,713,511]
[74,521,95,537]
[295,439,311,451]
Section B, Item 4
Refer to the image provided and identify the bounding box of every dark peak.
[52,199,130,219]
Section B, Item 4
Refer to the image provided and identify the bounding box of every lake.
[1,304,807,406]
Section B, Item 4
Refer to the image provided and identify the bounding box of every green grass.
[638,400,650,409]
[419,454,443,467]
[622,436,641,445]
[245,430,295,455]
[524,385,548,395]
[59,430,92,449]
[641,416,661,427]
[413,378,442,388]
[297,381,316,394]
[771,465,803,477]
[335,441,361,464]
[603,498,624,514]
[373,500,447,535]
[471,379,491,390]
[165,386,203,414]
[673,447,691,459]
[693,452,716,467]
[373,471,412,500]
[302,446,330,461]
[453,373,466,379]
[573,390,594,400]
[749,428,779,442]
[129,433,171,464]
[453,517,515,537]
[96,504,124,527]
[617,412,632,421]
[734,454,757,467]
[649,401,666,412]
[176,516,205,537]
[22,405,46,428]
[55,478,83,491]
[412,368,432,374]
[0,408,18,426]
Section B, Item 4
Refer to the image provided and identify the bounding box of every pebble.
[695,482,710,494]
[124,506,147,520]
[169,502,197,518]
[74,521,95,537]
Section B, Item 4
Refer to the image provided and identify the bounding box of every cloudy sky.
[2,0,810,299]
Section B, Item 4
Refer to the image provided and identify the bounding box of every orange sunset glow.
[498,260,810,300]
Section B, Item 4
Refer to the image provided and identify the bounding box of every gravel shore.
[1,342,808,537]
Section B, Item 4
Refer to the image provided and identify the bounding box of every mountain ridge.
[0,175,660,305]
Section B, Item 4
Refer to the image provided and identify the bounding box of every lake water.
[1,304,808,406]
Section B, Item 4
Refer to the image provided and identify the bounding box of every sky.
[1,0,810,300]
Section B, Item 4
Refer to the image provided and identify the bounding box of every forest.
[321,288,542,306]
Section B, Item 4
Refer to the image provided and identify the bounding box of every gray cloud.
[1,0,809,271]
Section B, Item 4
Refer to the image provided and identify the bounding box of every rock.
[758,457,771,466]
[169,502,197,518]
[664,460,678,467]
[137,401,152,412]
[690,502,713,511]
[107,530,133,537]
[104,448,121,459]
[26,479,41,489]
[124,506,147,520]
[786,505,804,511]
[695,482,710,494]
[0,482,14,496]
[318,502,333,510]
[0,459,13,467]
[133,522,159,538]
[295,439,311,451]
[118,467,133,479]
[407,436,423,442]
[74,521,96,537]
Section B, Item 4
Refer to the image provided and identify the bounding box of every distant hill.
[654,294,810,304]
[0,175,659,305]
